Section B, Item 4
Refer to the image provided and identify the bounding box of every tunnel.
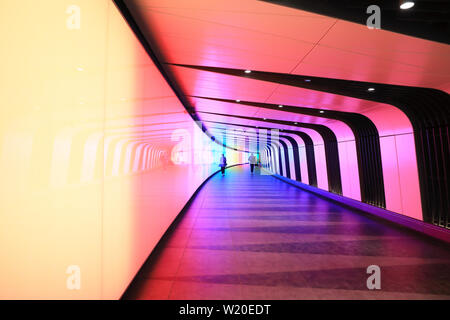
[0,0,449,301]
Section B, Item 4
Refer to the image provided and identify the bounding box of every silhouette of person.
[248,153,257,174]
[219,153,227,176]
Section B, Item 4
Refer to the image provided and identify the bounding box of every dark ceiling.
[261,0,450,44]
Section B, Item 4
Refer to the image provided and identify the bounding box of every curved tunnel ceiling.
[116,0,449,227]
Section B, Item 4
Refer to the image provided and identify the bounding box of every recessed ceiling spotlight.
[400,1,414,9]
[368,87,375,92]
[76,67,84,71]
[294,122,298,125]
[263,118,267,120]
[236,99,240,102]
[319,110,325,113]
[304,79,311,82]
[244,69,251,73]
[278,105,283,108]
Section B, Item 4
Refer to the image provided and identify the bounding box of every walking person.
[248,153,257,174]
[219,153,227,176]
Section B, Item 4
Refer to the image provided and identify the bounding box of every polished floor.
[123,165,450,300]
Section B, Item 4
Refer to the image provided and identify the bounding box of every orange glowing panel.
[0,0,242,299]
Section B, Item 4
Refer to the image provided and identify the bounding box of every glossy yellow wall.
[0,0,241,299]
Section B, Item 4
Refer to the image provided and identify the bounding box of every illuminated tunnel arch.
[200,105,420,217]
[201,113,371,200]
[176,64,448,226]
[194,95,387,203]
[279,136,301,182]
[191,86,420,210]
[204,119,354,197]
[267,137,305,182]
[282,134,310,186]
[205,121,321,186]
[266,142,281,175]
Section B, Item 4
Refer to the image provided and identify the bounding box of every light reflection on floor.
[123,165,450,300]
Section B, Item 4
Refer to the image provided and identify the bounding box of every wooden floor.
[123,165,450,300]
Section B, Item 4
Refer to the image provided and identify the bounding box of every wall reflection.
[0,0,242,299]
